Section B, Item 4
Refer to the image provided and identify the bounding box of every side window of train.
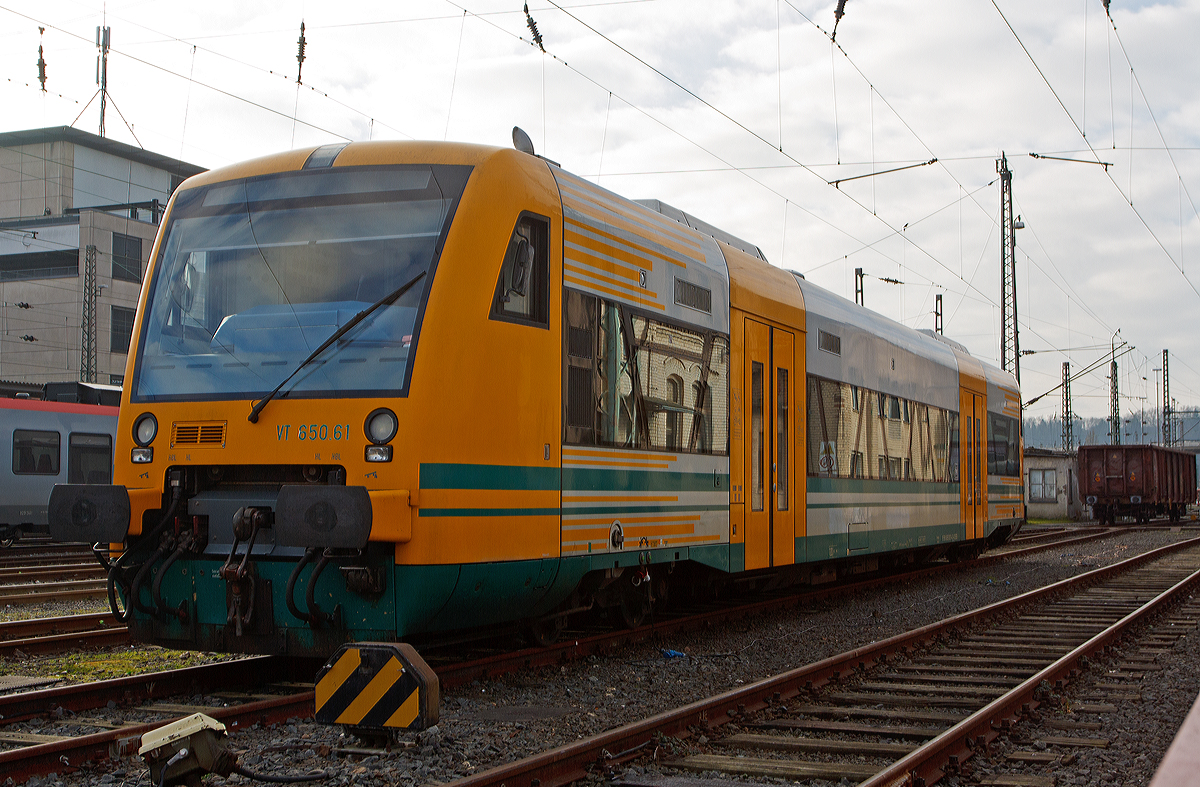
[68,433,113,485]
[13,429,60,475]
[563,288,729,454]
[987,412,1020,477]
[491,213,550,328]
[806,375,956,483]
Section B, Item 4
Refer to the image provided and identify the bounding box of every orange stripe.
[557,177,705,252]
[565,231,655,276]
[563,273,666,310]
[563,195,702,262]
[565,262,646,297]
[565,513,701,526]
[562,495,680,503]
[566,219,692,271]
[564,448,678,462]
[563,458,671,469]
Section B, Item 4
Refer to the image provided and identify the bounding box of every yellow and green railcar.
[49,138,1022,657]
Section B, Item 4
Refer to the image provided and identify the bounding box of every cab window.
[491,213,550,327]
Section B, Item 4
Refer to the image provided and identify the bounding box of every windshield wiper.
[247,270,427,424]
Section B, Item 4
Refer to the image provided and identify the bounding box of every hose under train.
[104,486,183,623]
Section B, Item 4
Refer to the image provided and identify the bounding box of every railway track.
[0,525,1124,666]
[442,536,1200,787]
[0,612,128,657]
[0,578,108,606]
[0,525,1162,783]
[0,656,319,784]
[422,525,1124,687]
[0,545,93,570]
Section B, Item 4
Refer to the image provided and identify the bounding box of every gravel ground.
[6,528,1199,787]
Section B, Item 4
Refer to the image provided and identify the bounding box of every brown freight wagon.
[1078,444,1198,524]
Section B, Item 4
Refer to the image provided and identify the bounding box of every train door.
[743,318,796,571]
[959,391,986,541]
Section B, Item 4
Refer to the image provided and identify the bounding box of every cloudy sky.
[2,0,1198,430]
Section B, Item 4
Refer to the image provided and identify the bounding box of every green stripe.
[564,467,726,492]
[418,507,561,518]
[563,503,726,515]
[420,463,560,491]
[808,477,960,495]
[808,500,960,510]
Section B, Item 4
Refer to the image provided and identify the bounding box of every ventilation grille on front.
[818,330,842,356]
[674,278,712,314]
[172,421,227,448]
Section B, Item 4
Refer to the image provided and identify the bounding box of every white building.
[0,127,204,392]
[1024,447,1082,521]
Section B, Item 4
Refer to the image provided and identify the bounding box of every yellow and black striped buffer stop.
[314,642,439,731]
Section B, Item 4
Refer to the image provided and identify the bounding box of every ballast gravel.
[8,527,1200,787]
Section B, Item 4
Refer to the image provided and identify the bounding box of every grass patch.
[0,644,234,683]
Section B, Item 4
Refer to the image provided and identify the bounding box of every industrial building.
[0,126,204,393]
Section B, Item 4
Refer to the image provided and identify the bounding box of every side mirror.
[509,238,533,298]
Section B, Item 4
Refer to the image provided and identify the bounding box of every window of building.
[13,429,59,475]
[665,375,683,451]
[563,288,728,455]
[112,233,143,283]
[1029,468,1057,502]
[491,213,550,327]
[68,433,112,484]
[111,305,136,353]
[807,375,956,483]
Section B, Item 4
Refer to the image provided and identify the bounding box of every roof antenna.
[513,126,535,156]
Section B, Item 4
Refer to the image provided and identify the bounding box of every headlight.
[365,409,398,445]
[131,447,154,463]
[365,445,392,463]
[134,413,158,446]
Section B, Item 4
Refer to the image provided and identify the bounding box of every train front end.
[49,141,565,658]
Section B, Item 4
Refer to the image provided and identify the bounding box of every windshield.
[131,164,472,403]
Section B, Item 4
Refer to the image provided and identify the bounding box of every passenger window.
[491,213,550,327]
[13,429,60,475]
[68,433,113,485]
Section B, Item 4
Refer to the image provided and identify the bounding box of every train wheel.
[617,573,652,629]
[619,591,649,628]
[527,615,566,647]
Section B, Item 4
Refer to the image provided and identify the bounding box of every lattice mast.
[998,153,1020,383]
[1061,362,1072,451]
[1163,349,1171,446]
[1110,359,1120,445]
[80,245,97,383]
